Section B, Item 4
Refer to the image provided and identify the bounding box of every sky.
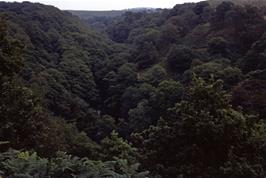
[5,0,202,10]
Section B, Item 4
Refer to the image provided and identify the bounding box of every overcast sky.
[5,0,202,10]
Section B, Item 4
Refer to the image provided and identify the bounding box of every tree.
[167,45,195,73]
[208,37,229,57]
[0,18,41,150]
[193,1,210,15]
[160,23,183,45]
[128,100,153,133]
[231,79,266,119]
[241,33,266,73]
[210,1,234,28]
[103,63,138,117]
[0,18,22,79]
[100,131,138,163]
[134,78,266,178]
[140,65,167,86]
[135,42,159,69]
[92,114,117,141]
[0,80,68,154]
[120,87,143,118]
[0,18,98,157]
[107,22,131,43]
[151,80,184,117]
[190,61,243,89]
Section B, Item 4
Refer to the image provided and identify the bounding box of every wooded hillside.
[0,0,266,177]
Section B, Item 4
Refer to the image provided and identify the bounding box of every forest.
[0,0,266,177]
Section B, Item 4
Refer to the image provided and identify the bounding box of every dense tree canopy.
[0,0,266,177]
[134,79,266,178]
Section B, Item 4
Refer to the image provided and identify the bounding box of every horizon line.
[3,0,200,11]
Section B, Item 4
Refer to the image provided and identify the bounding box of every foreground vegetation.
[0,0,266,177]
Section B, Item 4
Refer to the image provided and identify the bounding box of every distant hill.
[69,10,126,19]
[209,0,266,7]
[69,8,161,20]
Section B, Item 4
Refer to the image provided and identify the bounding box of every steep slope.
[0,2,121,121]
[75,0,266,122]
[1,1,266,177]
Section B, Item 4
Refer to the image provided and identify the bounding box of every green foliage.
[103,62,138,117]
[150,80,184,117]
[135,42,159,69]
[0,72,100,157]
[0,150,149,178]
[188,60,243,89]
[209,0,266,7]
[208,37,229,57]
[0,18,22,79]
[134,78,266,178]
[160,23,182,45]
[100,131,138,163]
[61,123,101,158]
[0,79,42,149]
[140,65,167,86]
[166,45,195,73]
[1,1,266,178]
[0,1,115,123]
[128,100,153,132]
[231,79,266,119]
[0,18,57,153]
[1,151,48,177]
[0,13,99,157]
[241,32,266,73]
